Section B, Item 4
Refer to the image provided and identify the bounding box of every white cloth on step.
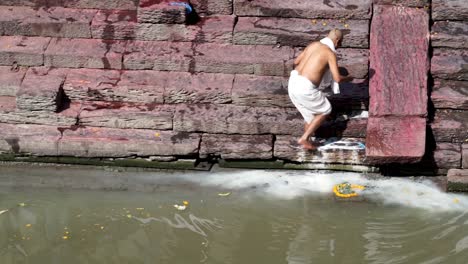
[288,70,332,123]
[319,37,340,94]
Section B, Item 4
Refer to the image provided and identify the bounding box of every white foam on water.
[182,170,468,212]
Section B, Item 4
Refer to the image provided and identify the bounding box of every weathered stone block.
[164,72,233,104]
[138,0,187,24]
[366,117,426,163]
[369,5,429,117]
[431,79,468,110]
[190,0,233,15]
[0,110,76,126]
[447,169,468,192]
[274,136,366,164]
[373,0,429,7]
[433,143,461,169]
[431,21,468,49]
[200,134,273,159]
[0,123,61,156]
[0,0,138,9]
[232,74,291,107]
[44,38,126,69]
[136,15,234,43]
[16,67,68,112]
[174,104,302,135]
[58,127,200,157]
[193,43,294,76]
[234,0,372,19]
[234,17,369,48]
[0,66,28,96]
[0,6,95,38]
[0,36,50,66]
[77,105,174,130]
[91,10,138,40]
[123,41,193,71]
[0,96,16,111]
[463,145,468,169]
[432,0,468,21]
[430,110,468,143]
[431,49,468,81]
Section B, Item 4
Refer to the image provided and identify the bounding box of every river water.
[0,165,467,263]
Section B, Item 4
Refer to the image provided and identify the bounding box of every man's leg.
[298,113,328,150]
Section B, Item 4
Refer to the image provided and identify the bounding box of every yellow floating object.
[183,201,189,205]
[218,192,231,197]
[454,198,460,204]
[174,204,187,211]
[62,236,69,240]
[25,224,32,228]
[333,182,365,198]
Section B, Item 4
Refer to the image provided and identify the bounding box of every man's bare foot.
[297,138,317,150]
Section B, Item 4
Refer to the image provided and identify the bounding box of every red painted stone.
[433,143,461,169]
[463,144,468,169]
[234,0,372,19]
[190,0,232,15]
[0,6,95,38]
[431,21,468,49]
[138,0,187,24]
[431,79,468,110]
[200,134,273,159]
[58,126,200,157]
[17,67,69,112]
[431,49,468,81]
[45,38,126,69]
[369,5,429,117]
[194,43,294,76]
[0,96,16,111]
[366,117,426,163]
[0,123,61,156]
[0,36,50,66]
[0,0,139,10]
[91,10,138,40]
[234,17,369,48]
[123,41,193,71]
[136,15,234,43]
[432,0,468,21]
[430,110,468,143]
[0,66,28,96]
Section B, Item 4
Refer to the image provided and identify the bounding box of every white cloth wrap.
[288,70,332,123]
[319,37,340,94]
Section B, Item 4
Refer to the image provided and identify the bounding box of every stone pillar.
[366,3,430,163]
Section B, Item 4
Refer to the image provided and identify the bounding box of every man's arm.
[328,53,353,83]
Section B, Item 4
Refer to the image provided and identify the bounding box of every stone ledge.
[431,79,468,110]
[234,0,372,19]
[0,6,95,38]
[234,17,369,48]
[431,49,468,81]
[447,169,468,192]
[0,123,61,156]
[431,21,468,49]
[200,134,273,159]
[0,36,50,66]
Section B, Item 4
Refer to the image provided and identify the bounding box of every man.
[289,29,354,150]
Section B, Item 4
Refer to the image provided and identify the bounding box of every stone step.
[234,0,372,20]
[0,0,138,10]
[0,6,96,38]
[431,21,468,49]
[0,36,50,67]
[366,116,426,164]
[431,79,468,110]
[234,17,369,48]
[430,110,468,143]
[431,49,468,81]
[274,137,367,165]
[173,103,367,137]
[200,134,273,159]
[0,123,201,158]
[447,169,468,192]
[0,66,28,97]
[432,0,468,21]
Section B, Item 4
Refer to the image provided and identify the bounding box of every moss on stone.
[219,160,285,169]
[447,182,468,192]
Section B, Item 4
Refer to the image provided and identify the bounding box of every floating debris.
[218,192,231,197]
[333,182,366,198]
[25,224,32,228]
[173,204,187,211]
[0,209,8,215]
[18,203,26,207]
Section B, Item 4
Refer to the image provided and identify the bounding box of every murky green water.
[0,167,468,264]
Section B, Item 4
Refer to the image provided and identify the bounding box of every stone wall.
[0,0,466,177]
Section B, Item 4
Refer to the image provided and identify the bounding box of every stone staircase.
[0,0,372,169]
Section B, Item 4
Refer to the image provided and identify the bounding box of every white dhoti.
[288,70,332,123]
